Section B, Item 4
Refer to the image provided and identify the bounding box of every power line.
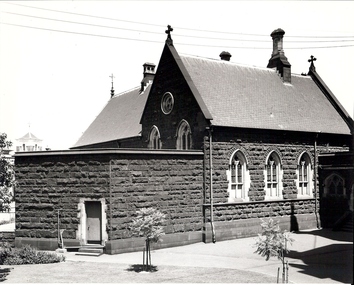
[4,1,354,39]
[0,22,163,44]
[3,2,165,28]
[3,11,354,44]
[3,11,162,36]
[2,21,354,50]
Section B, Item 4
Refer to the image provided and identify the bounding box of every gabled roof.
[73,85,151,148]
[179,54,351,135]
[166,44,213,120]
[17,132,42,142]
[74,40,351,149]
[308,66,353,131]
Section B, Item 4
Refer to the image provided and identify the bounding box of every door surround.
[77,198,108,246]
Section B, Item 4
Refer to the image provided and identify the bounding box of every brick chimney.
[267,28,291,83]
[220,51,232,61]
[140,62,156,92]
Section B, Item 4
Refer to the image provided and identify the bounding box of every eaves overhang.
[308,69,354,133]
[14,148,204,157]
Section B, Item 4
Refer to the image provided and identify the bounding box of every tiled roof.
[73,85,150,148]
[74,50,351,148]
[180,55,351,135]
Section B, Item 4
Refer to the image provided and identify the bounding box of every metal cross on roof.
[109,73,115,89]
[308,55,317,65]
[109,73,115,98]
[165,25,173,45]
[308,55,317,72]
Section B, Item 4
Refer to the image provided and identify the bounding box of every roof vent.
[140,62,156,92]
[220,51,232,61]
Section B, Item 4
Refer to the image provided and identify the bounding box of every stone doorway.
[77,198,108,246]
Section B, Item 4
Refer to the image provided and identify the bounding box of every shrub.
[3,256,23,265]
[0,243,65,265]
[35,251,65,264]
[0,242,12,264]
[17,244,37,264]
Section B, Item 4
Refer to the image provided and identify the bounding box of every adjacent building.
[15,132,43,152]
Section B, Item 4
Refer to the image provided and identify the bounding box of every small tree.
[0,133,15,212]
[130,207,166,271]
[254,218,294,283]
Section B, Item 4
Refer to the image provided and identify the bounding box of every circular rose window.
[161,92,174,115]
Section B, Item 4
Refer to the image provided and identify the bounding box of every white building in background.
[15,132,43,152]
[0,148,15,227]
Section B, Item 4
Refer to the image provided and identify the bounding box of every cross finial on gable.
[308,55,317,72]
[109,73,115,98]
[165,25,173,45]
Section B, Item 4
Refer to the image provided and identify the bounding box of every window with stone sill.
[148,126,161,149]
[176,120,192,150]
[264,151,283,200]
[323,173,346,197]
[297,152,313,197]
[227,150,250,202]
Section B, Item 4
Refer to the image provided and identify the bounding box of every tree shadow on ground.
[292,228,353,242]
[126,264,158,273]
[0,267,12,282]
[286,242,352,283]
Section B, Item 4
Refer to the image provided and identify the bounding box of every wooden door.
[85,201,101,244]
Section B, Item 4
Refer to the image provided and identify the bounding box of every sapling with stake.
[254,218,294,283]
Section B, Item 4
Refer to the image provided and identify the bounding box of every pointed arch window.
[227,150,250,202]
[264,151,283,199]
[324,173,345,197]
[176,120,192,150]
[148,126,161,149]
[297,152,313,197]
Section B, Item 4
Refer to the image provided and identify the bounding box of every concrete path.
[62,228,353,284]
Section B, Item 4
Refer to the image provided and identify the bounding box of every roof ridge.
[179,53,273,72]
[111,86,140,99]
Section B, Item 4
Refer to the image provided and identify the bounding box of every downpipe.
[314,132,321,229]
[208,127,216,243]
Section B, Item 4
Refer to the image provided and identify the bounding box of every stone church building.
[14,28,353,254]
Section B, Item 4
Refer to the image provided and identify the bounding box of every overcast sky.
[1,1,353,150]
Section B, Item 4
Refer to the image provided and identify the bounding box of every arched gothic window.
[176,120,192,150]
[324,173,345,197]
[264,151,283,199]
[148,126,161,149]
[297,152,313,197]
[227,150,250,202]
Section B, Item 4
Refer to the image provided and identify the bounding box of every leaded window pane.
[267,166,271,181]
[231,163,236,183]
[237,163,242,183]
